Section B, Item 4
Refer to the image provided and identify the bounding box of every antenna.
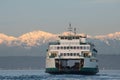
[68,23,72,32]
[68,23,73,36]
[74,28,76,35]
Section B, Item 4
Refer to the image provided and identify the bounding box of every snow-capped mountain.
[0,33,16,45]
[94,32,120,40]
[0,31,57,47]
[0,30,120,56]
[18,31,57,46]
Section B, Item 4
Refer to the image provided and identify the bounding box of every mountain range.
[0,30,120,56]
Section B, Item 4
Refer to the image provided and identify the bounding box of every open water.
[0,70,120,80]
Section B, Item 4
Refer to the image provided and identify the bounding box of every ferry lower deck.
[55,59,84,71]
[46,58,98,75]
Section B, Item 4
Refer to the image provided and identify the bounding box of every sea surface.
[0,70,120,80]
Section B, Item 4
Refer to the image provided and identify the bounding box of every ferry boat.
[45,25,99,75]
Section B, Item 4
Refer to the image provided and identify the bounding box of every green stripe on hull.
[46,68,59,73]
[80,67,99,74]
[45,67,99,75]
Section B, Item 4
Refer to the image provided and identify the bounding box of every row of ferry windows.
[50,46,90,50]
[60,53,80,56]
[60,37,80,40]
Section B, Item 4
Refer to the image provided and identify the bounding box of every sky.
[0,0,120,37]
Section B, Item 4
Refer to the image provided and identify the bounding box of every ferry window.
[76,37,79,39]
[84,46,87,50]
[73,37,75,39]
[74,46,76,49]
[74,53,76,56]
[87,46,90,50]
[67,53,69,56]
[64,53,66,56]
[61,46,63,49]
[65,37,67,39]
[84,53,89,57]
[70,53,72,56]
[77,46,79,49]
[80,46,83,49]
[51,53,57,57]
[68,37,72,40]
[77,53,79,56]
[70,46,73,49]
[64,46,66,49]
[67,46,69,49]
[61,37,64,39]
[57,47,60,49]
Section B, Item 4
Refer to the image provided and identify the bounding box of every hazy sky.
[0,0,120,36]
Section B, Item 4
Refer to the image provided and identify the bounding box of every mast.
[74,27,76,35]
[68,23,76,35]
[68,23,73,36]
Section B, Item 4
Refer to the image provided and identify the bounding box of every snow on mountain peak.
[19,30,55,40]
[0,31,120,47]
[0,31,57,47]
[0,33,16,40]
[18,30,57,46]
[94,32,120,40]
[0,33,16,45]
